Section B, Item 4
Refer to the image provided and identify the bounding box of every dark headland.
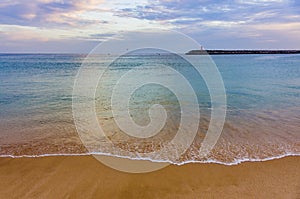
[186,50,300,55]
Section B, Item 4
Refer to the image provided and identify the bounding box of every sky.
[0,0,300,53]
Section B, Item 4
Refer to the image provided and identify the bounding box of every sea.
[0,53,299,165]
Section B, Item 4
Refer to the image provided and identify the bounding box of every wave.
[1,152,299,166]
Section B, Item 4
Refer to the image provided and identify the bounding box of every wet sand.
[0,156,299,198]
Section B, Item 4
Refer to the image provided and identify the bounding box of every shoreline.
[0,155,299,198]
[0,152,299,166]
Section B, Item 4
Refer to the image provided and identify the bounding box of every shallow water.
[0,53,299,165]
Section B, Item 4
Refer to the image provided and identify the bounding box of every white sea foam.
[1,152,299,166]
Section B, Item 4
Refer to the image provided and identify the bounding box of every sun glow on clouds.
[0,0,300,52]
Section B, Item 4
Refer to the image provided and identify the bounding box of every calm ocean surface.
[0,53,299,165]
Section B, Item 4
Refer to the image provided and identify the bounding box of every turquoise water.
[0,53,299,164]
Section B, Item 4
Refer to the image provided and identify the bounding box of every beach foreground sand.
[0,156,299,198]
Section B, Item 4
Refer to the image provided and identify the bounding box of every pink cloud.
[0,0,106,27]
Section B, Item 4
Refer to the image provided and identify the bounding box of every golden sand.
[0,156,299,198]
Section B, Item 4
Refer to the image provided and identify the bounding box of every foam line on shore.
[1,152,299,166]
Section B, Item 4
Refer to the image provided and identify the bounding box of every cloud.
[0,30,99,53]
[115,0,233,21]
[0,0,107,28]
[115,0,295,26]
[1,0,300,52]
[0,28,49,42]
[113,0,300,48]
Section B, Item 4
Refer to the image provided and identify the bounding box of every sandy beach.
[0,156,299,198]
